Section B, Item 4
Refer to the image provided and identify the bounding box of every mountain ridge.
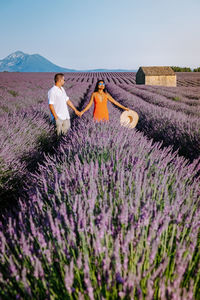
[0,51,137,72]
[0,51,76,72]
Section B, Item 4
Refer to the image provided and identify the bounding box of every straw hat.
[120,110,139,128]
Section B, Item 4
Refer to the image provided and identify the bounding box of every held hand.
[75,110,81,117]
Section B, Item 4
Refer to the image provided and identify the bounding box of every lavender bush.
[116,83,200,117]
[0,78,200,299]
[106,83,200,161]
[0,72,199,299]
[134,84,200,105]
[0,73,91,205]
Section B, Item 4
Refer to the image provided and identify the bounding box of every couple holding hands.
[48,73,130,135]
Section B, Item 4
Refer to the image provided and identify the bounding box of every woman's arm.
[80,93,94,116]
[107,93,129,111]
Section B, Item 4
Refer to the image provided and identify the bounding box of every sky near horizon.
[0,0,200,70]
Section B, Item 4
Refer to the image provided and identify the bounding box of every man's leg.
[62,119,71,134]
[55,118,63,136]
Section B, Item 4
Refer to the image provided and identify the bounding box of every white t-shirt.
[48,85,70,120]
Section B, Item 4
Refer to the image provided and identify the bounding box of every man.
[48,73,80,135]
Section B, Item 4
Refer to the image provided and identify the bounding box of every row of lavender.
[68,72,200,162]
[1,72,199,299]
[0,72,90,205]
[105,83,200,161]
[117,83,200,115]
[65,71,200,88]
[2,71,200,90]
[0,80,200,299]
[2,72,199,106]
[66,72,200,109]
[0,71,199,203]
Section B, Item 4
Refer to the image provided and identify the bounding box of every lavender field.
[0,72,200,299]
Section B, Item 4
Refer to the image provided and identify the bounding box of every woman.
[80,80,129,121]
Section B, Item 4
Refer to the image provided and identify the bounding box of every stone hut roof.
[139,66,175,76]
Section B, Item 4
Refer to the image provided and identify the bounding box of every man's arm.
[67,99,81,116]
[49,104,58,120]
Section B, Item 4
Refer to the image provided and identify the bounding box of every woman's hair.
[94,79,108,93]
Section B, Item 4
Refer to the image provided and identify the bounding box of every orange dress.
[93,92,109,121]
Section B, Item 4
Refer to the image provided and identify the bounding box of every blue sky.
[0,0,199,69]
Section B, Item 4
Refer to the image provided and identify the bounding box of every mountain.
[0,51,76,72]
[0,51,137,72]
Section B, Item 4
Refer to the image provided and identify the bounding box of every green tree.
[171,66,192,72]
[193,67,200,72]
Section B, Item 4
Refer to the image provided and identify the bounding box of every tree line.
[171,66,200,72]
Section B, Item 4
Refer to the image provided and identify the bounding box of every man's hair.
[54,73,64,83]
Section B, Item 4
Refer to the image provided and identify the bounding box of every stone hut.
[136,66,176,87]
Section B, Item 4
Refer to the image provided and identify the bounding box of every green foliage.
[172,96,180,101]
[8,89,19,97]
[193,67,200,72]
[171,66,192,72]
